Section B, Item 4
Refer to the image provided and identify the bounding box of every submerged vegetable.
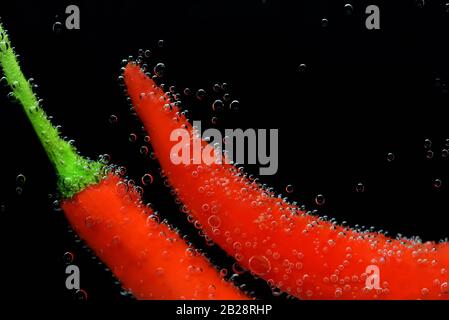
[124,62,449,300]
[0,22,247,300]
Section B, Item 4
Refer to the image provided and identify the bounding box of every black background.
[1,0,449,300]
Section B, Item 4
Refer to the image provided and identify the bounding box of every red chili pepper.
[63,174,247,299]
[0,24,246,300]
[124,62,449,300]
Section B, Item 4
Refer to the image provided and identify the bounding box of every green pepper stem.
[0,23,103,198]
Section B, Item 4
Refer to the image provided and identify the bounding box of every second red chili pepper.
[124,62,449,300]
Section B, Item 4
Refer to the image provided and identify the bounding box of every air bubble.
[232,262,246,275]
[387,152,395,162]
[129,133,137,143]
[229,100,240,112]
[158,39,165,48]
[285,184,294,193]
[344,4,354,15]
[141,173,154,186]
[52,21,63,34]
[298,64,307,72]
[212,99,224,112]
[53,200,62,212]
[315,194,325,206]
[433,178,442,189]
[213,83,222,92]
[140,146,149,155]
[321,18,329,28]
[63,252,74,264]
[100,154,111,164]
[220,268,228,277]
[335,288,343,297]
[185,248,195,258]
[271,287,283,297]
[207,215,221,228]
[16,174,26,185]
[109,115,118,125]
[355,182,365,193]
[146,214,160,229]
[248,255,271,275]
[440,282,449,293]
[153,63,165,77]
[196,89,206,100]
[75,289,88,300]
[424,138,432,149]
[16,187,23,195]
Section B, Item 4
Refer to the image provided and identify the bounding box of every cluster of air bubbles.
[415,0,425,9]
[174,81,241,125]
[99,154,111,165]
[15,173,26,195]
[422,138,436,159]
[422,138,449,161]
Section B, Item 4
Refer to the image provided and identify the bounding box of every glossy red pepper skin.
[124,63,449,299]
[63,174,248,300]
